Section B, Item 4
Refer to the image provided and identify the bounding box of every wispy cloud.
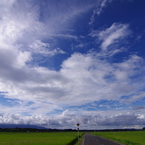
[90,23,131,52]
[96,0,108,16]
[29,40,66,56]
[89,0,111,25]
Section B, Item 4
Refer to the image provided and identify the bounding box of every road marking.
[82,137,85,145]
[96,139,99,142]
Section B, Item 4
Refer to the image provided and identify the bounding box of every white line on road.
[82,137,85,145]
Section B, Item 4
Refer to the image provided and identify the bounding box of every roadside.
[74,133,85,145]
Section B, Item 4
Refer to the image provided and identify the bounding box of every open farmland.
[92,131,145,145]
[0,132,83,145]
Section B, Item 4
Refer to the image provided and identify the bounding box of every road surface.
[83,133,123,145]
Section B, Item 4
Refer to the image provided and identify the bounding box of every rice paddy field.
[92,131,145,145]
[0,132,84,145]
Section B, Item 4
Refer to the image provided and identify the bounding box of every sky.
[0,0,145,130]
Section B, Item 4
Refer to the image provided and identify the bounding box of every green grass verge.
[74,133,85,145]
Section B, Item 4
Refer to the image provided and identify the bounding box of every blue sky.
[0,0,145,129]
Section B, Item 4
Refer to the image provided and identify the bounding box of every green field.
[0,132,84,145]
[92,131,145,145]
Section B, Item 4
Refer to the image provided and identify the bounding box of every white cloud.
[29,40,50,54]
[60,52,145,105]
[0,0,90,62]
[50,34,77,40]
[0,110,145,129]
[29,40,66,56]
[113,55,144,81]
[89,0,111,25]
[0,51,144,108]
[96,0,108,16]
[90,23,131,52]
[121,91,145,105]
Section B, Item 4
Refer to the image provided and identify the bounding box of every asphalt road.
[83,133,123,145]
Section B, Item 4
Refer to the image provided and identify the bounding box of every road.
[83,133,123,145]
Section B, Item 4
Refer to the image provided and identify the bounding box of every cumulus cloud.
[0,110,145,129]
[60,52,145,105]
[0,51,145,107]
[0,0,92,103]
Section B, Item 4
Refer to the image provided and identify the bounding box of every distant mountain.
[0,124,48,129]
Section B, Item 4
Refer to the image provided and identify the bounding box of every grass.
[91,131,145,145]
[74,133,85,145]
[0,132,84,145]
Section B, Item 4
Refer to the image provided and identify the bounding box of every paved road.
[83,133,123,145]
